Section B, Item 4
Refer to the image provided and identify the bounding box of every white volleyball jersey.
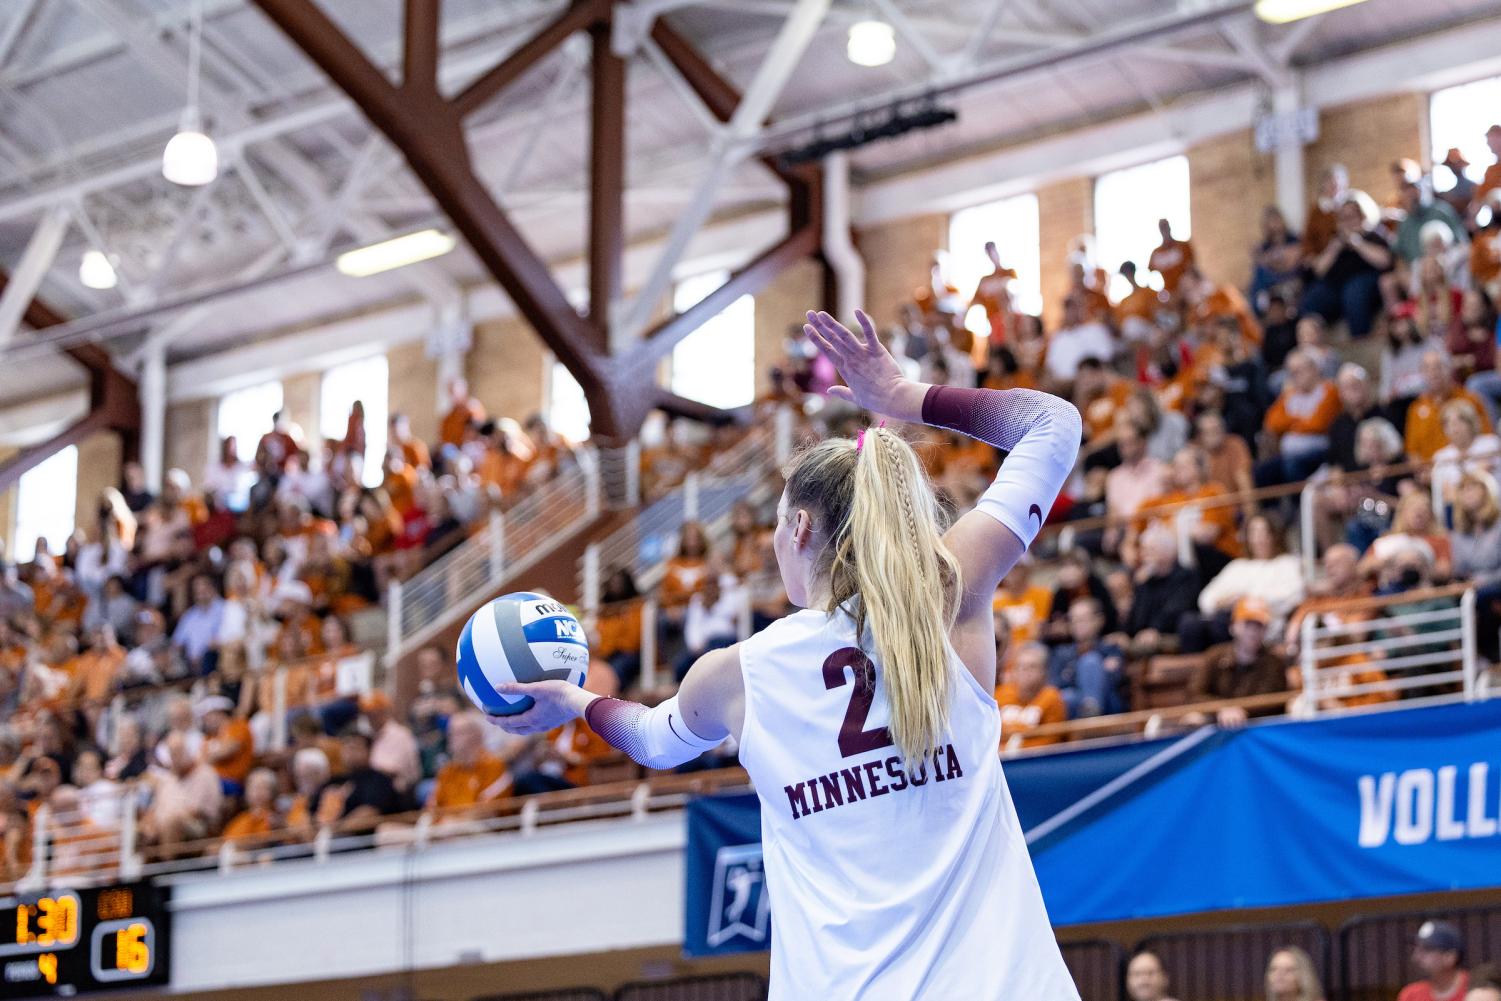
[737,608,1080,1001]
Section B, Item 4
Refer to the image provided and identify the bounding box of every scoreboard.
[0,883,169,997]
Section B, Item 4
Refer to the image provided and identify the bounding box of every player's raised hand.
[804,310,925,422]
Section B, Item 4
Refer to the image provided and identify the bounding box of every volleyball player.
[494,309,1083,999]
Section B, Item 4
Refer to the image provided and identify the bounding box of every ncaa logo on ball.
[456,591,589,716]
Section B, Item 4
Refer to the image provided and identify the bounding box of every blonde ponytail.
[785,427,961,767]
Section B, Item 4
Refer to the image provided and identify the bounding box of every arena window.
[216,379,283,463]
[319,354,388,488]
[548,359,591,443]
[671,269,756,410]
[1429,73,1501,194]
[948,192,1042,337]
[1093,154,1191,300]
[13,444,77,562]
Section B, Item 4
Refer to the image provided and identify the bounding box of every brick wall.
[1038,177,1094,329]
[469,316,548,424]
[281,372,321,449]
[1305,92,1427,210]
[1188,129,1277,291]
[856,214,946,328]
[753,258,822,394]
[164,398,213,482]
[387,339,441,445]
[73,432,121,530]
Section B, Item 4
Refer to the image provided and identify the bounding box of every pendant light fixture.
[162,0,218,186]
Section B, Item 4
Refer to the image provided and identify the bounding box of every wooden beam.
[0,406,109,494]
[451,0,612,119]
[401,0,441,95]
[588,19,625,340]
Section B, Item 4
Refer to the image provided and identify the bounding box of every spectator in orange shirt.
[995,643,1067,750]
[438,378,485,449]
[970,241,1020,346]
[1136,446,1241,578]
[200,696,254,795]
[1113,261,1160,342]
[1257,349,1342,486]
[658,521,712,619]
[1303,165,1348,260]
[221,768,281,847]
[1195,411,1254,507]
[389,413,430,471]
[1074,358,1134,446]
[1405,349,1494,462]
[1148,218,1195,297]
[1471,124,1501,220]
[992,562,1053,650]
[428,712,510,816]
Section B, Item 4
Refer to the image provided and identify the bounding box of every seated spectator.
[284,746,331,836]
[199,696,254,797]
[1302,192,1391,339]
[104,716,149,782]
[993,562,1053,650]
[389,412,431,471]
[172,574,225,676]
[1314,416,1405,554]
[1044,294,1114,386]
[1252,206,1303,315]
[311,730,404,834]
[1455,289,1500,423]
[1074,358,1133,451]
[222,768,281,847]
[1114,261,1161,342]
[596,568,644,691]
[673,573,742,681]
[1045,549,1118,641]
[1195,410,1254,502]
[1390,177,1467,282]
[1104,416,1170,552]
[1190,597,1290,728]
[1047,597,1125,718]
[995,643,1067,750]
[1126,950,1181,1001]
[438,377,485,449]
[1118,524,1200,657]
[1407,350,1494,463]
[1257,349,1341,487]
[142,732,223,853]
[71,750,122,829]
[1265,946,1327,1001]
[153,695,203,767]
[1452,473,1501,661]
[1186,514,1304,652]
[1135,446,1240,579]
[1432,400,1501,508]
[1149,218,1195,297]
[1362,493,1453,585]
[429,712,510,815]
[1328,363,1384,472]
[1400,921,1469,1001]
[658,521,712,624]
[361,691,420,795]
[1285,544,1373,655]
[1126,389,1190,466]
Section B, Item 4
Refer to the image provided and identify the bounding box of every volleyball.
[455,591,589,716]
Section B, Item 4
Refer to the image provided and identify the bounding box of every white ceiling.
[0,0,1496,408]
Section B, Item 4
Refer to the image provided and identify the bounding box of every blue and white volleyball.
[456,592,589,716]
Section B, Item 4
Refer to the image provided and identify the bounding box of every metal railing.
[579,408,793,611]
[1296,584,1478,711]
[387,451,601,664]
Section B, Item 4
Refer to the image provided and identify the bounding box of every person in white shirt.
[1045,294,1115,386]
[1432,398,1501,509]
[1186,513,1305,651]
[672,572,744,680]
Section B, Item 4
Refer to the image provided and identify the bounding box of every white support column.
[1273,78,1307,230]
[822,152,865,322]
[139,338,167,493]
[0,205,68,349]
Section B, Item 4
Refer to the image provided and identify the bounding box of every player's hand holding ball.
[455,591,592,734]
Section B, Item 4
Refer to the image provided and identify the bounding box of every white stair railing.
[386,450,600,664]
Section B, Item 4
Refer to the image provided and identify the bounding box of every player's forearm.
[583,695,723,770]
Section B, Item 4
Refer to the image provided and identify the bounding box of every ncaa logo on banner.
[706,843,770,948]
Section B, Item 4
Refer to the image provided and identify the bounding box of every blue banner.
[684,700,1501,955]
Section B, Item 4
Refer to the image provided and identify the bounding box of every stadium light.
[1254,0,1371,23]
[78,250,118,290]
[162,0,218,187]
[336,229,457,277]
[847,21,896,67]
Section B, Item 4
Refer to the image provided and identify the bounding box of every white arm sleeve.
[583,694,723,770]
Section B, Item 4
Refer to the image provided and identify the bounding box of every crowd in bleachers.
[594,122,1501,756]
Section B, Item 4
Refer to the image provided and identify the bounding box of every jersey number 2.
[822,648,894,758]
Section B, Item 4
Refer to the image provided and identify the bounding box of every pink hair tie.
[854,420,886,454]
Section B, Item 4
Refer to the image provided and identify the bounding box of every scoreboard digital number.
[0,883,169,997]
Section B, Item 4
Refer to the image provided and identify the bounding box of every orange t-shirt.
[209,718,255,784]
[439,401,484,448]
[658,557,710,611]
[1193,284,1262,345]
[1149,239,1195,293]
[1136,485,1243,558]
[1404,387,1494,461]
[398,437,431,471]
[1321,652,1399,708]
[1476,163,1501,210]
[1115,286,1160,327]
[993,585,1053,648]
[1265,381,1341,437]
[73,648,125,704]
[551,720,615,788]
[1470,233,1500,289]
[994,683,1068,748]
[595,600,643,660]
[432,754,510,813]
[382,464,420,517]
[1079,379,1134,441]
[1302,204,1338,257]
[222,807,275,843]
